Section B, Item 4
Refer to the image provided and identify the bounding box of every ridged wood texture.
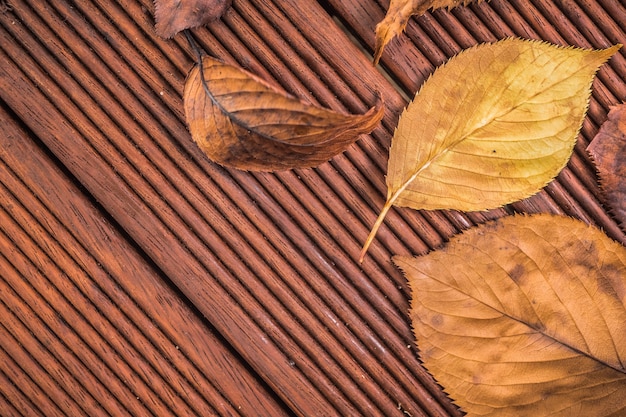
[0,0,624,416]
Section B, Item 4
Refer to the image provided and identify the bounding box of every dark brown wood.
[0,0,624,416]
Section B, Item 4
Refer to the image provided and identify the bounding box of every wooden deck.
[1,0,624,415]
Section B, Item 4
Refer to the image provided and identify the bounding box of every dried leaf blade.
[373,0,477,64]
[588,103,626,232]
[395,214,626,416]
[184,56,384,171]
[360,39,620,261]
[154,0,232,38]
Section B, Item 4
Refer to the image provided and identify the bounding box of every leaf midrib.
[396,52,585,204]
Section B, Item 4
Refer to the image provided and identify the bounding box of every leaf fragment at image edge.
[360,39,621,261]
[395,214,626,416]
[588,103,626,232]
[154,0,232,38]
[373,0,478,65]
[184,55,384,171]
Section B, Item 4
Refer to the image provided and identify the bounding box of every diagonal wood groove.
[1,0,624,416]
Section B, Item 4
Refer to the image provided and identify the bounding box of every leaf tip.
[372,9,411,65]
[594,43,622,64]
[372,27,387,66]
[367,92,386,127]
[606,43,622,54]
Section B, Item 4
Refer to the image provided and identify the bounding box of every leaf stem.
[184,29,204,65]
[359,198,394,263]
[184,30,216,107]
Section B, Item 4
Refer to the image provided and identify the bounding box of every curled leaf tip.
[373,0,480,64]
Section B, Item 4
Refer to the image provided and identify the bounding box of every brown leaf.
[183,55,384,171]
[395,214,626,416]
[154,0,232,38]
[588,103,626,232]
[373,0,478,64]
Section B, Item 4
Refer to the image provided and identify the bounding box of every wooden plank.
[0,0,453,414]
[0,3,392,415]
[0,0,624,416]
[0,107,290,415]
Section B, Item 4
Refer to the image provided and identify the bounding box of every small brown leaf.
[395,214,626,416]
[184,55,384,171]
[373,0,477,65]
[588,103,626,232]
[154,0,232,38]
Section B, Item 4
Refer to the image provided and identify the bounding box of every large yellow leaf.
[394,214,626,416]
[360,39,620,261]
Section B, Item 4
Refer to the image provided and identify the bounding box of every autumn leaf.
[184,55,384,171]
[154,0,232,38]
[373,0,478,65]
[394,214,626,416]
[588,103,626,232]
[359,39,620,261]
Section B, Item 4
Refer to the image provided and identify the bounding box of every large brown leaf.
[360,39,620,261]
[588,103,626,232]
[394,214,626,416]
[373,0,478,64]
[184,55,384,171]
[154,0,232,38]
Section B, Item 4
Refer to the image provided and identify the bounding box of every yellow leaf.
[184,55,384,171]
[394,214,626,416]
[360,39,620,261]
[373,0,477,65]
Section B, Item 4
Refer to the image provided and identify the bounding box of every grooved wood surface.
[1,0,624,416]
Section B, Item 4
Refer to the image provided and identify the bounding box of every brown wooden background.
[1,0,624,415]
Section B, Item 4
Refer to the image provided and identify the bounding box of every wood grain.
[0,0,624,415]
[0,105,288,414]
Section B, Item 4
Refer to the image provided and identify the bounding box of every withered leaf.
[360,39,620,261]
[588,103,626,232]
[154,0,232,38]
[184,55,384,171]
[395,214,626,416]
[373,0,478,65]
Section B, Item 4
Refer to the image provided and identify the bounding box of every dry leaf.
[154,0,232,38]
[394,214,626,416]
[588,103,626,232]
[360,39,620,261]
[184,55,384,171]
[373,0,477,64]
